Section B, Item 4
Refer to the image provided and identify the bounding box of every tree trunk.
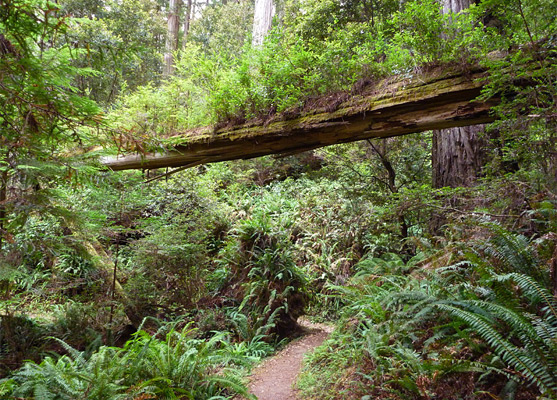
[368,140,410,242]
[432,125,486,188]
[182,0,193,50]
[164,0,181,77]
[252,0,274,47]
[432,0,484,188]
[441,0,474,14]
[0,169,7,251]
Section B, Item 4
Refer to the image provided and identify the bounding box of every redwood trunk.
[164,0,181,76]
[433,0,484,188]
[441,0,475,14]
[432,125,485,188]
[182,0,193,50]
[252,0,273,47]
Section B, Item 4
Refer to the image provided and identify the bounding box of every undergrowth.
[0,321,263,399]
[297,226,557,400]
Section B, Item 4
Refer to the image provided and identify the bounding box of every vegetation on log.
[102,68,497,170]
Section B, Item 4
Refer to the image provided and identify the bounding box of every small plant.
[0,315,47,377]
[428,227,557,398]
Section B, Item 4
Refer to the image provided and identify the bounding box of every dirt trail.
[245,320,332,400]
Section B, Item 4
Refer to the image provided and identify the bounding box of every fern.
[5,325,255,399]
[466,223,547,285]
[435,303,557,396]
[492,273,557,319]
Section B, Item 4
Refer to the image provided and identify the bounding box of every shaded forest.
[0,0,556,399]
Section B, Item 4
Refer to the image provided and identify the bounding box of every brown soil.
[243,319,332,400]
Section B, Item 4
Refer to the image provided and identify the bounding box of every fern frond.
[436,303,557,396]
[493,273,557,319]
[50,337,87,367]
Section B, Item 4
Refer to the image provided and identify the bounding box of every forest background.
[0,0,556,398]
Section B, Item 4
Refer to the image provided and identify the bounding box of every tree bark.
[0,169,7,252]
[164,0,182,77]
[441,0,474,14]
[182,0,193,50]
[252,0,274,47]
[432,0,484,188]
[432,125,486,188]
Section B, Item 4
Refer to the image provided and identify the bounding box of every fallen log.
[102,68,498,171]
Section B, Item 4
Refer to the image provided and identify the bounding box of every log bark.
[101,68,498,171]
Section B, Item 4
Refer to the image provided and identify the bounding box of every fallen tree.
[102,67,498,171]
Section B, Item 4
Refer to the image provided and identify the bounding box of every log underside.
[102,69,498,171]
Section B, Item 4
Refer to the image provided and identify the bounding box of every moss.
[169,73,485,148]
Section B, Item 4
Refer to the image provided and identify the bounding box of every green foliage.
[60,0,166,104]
[283,0,400,40]
[436,296,556,396]
[299,226,556,399]
[480,46,557,188]
[49,302,104,347]
[128,226,207,313]
[217,210,308,337]
[0,315,47,376]
[0,0,103,273]
[2,2,556,399]
[188,0,253,59]
[433,227,557,397]
[299,255,440,399]
[111,0,556,138]
[0,0,101,149]
[0,324,256,399]
[122,173,230,319]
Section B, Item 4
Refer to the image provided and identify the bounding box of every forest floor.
[243,319,333,400]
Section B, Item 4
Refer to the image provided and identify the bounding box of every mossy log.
[102,68,498,171]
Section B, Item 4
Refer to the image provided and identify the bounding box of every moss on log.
[102,68,498,171]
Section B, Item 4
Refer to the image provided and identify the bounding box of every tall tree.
[182,0,193,49]
[432,0,485,188]
[441,0,472,14]
[164,0,182,76]
[252,0,274,46]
